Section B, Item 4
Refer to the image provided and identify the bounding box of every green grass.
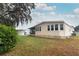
[1,35,79,56]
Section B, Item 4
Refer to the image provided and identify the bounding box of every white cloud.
[49,12,56,15]
[31,5,79,27]
[31,12,46,18]
[35,3,56,11]
[58,14,78,19]
[74,8,79,14]
[64,14,76,18]
[35,3,47,8]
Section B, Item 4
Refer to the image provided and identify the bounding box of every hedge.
[0,24,17,53]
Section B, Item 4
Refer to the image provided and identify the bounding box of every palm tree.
[0,3,35,26]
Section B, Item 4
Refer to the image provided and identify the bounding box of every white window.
[39,27,41,31]
[55,24,58,30]
[36,26,41,31]
[51,25,54,31]
[60,24,64,30]
[48,25,50,31]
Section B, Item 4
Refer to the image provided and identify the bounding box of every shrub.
[0,24,17,53]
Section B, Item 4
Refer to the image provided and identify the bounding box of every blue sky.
[48,3,79,14]
[16,3,79,32]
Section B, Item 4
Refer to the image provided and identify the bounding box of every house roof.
[29,21,74,29]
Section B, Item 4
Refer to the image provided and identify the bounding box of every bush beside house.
[0,24,17,53]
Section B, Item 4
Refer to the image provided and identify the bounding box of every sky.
[16,3,79,33]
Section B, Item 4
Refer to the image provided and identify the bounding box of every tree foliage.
[0,3,35,54]
[0,3,35,26]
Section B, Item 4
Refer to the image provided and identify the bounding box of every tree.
[0,3,35,54]
[0,3,35,26]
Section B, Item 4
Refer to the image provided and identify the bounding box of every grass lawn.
[1,36,79,56]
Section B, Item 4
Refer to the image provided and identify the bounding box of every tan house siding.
[29,21,74,38]
[64,23,74,37]
[35,22,66,37]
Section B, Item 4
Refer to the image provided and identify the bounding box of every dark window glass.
[36,26,41,31]
[48,25,50,31]
[60,24,63,30]
[40,27,41,31]
[35,27,38,31]
[51,25,54,31]
[55,24,58,30]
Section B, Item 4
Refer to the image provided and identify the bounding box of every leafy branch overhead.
[0,3,35,26]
